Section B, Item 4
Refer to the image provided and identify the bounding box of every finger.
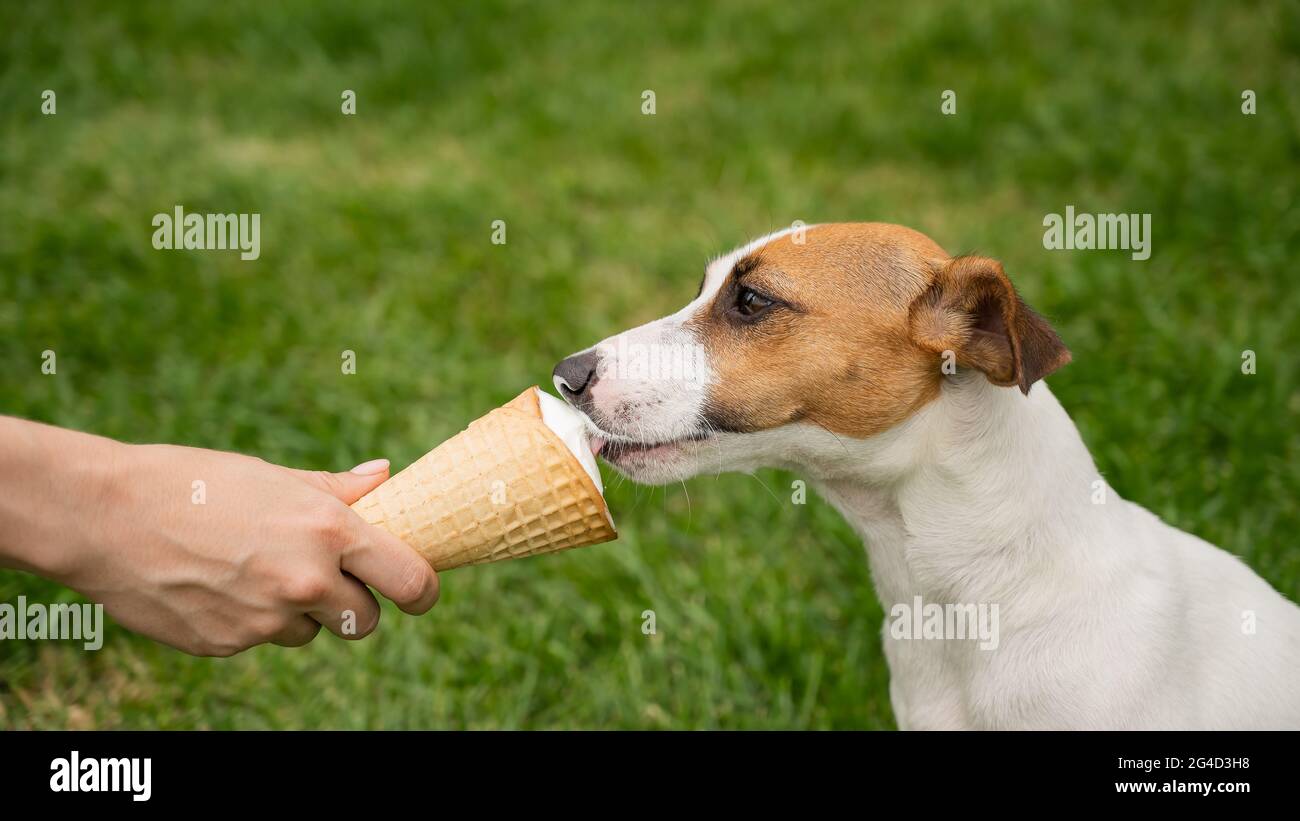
[270,615,323,648]
[286,459,391,505]
[340,521,440,616]
[309,574,382,639]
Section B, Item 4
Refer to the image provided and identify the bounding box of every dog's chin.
[594,436,713,485]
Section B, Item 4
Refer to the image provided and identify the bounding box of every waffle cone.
[351,387,616,571]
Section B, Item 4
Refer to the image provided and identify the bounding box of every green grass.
[1,0,1297,728]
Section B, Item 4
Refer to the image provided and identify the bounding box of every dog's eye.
[736,287,775,317]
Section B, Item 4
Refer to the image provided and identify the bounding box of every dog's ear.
[908,255,1071,394]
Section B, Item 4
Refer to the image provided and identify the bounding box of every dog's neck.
[808,372,1114,605]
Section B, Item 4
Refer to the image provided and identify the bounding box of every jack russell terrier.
[553,222,1300,730]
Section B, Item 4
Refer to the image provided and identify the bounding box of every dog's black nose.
[553,350,600,408]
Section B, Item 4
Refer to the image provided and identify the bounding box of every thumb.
[289,458,391,504]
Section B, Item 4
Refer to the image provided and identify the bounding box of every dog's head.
[553,223,1070,484]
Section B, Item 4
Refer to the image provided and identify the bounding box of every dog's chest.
[818,481,1064,729]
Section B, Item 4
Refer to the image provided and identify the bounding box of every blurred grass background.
[1,0,1297,728]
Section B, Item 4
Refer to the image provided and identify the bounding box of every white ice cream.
[537,388,604,495]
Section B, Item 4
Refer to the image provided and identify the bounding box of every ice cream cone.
[350,387,616,571]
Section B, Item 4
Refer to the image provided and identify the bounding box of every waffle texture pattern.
[351,388,616,570]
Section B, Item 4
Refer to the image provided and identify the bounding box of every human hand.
[1,422,438,657]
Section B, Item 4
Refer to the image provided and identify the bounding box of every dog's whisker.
[678,478,692,528]
[745,470,785,509]
[694,413,726,477]
[822,426,852,460]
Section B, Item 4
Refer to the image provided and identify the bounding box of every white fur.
[553,226,808,455]
[565,232,1300,729]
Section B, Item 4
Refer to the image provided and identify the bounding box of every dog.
[553,222,1300,730]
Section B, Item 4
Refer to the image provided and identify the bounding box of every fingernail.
[350,458,390,475]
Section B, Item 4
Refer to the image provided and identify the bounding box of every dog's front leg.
[880,632,973,729]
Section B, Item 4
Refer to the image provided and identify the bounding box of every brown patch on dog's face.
[686,223,1071,440]
[686,223,951,439]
